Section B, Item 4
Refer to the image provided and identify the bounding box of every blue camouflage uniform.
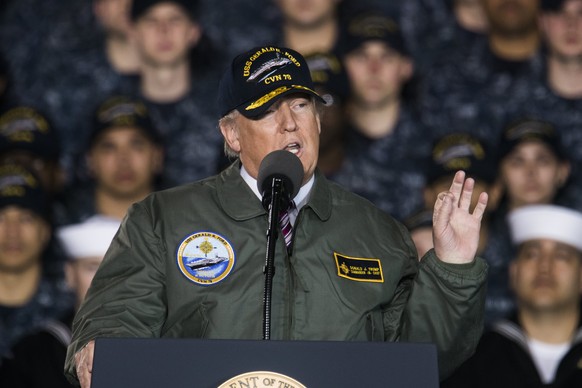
[400,0,485,72]
[507,71,582,212]
[138,73,224,188]
[0,279,73,366]
[34,46,137,184]
[53,184,98,227]
[480,206,516,327]
[199,0,281,61]
[0,0,137,183]
[329,104,429,221]
[420,37,544,146]
[0,0,96,103]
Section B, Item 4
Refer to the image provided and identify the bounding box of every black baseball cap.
[498,118,567,161]
[0,106,60,161]
[131,0,199,21]
[304,52,350,103]
[427,133,497,185]
[217,46,325,119]
[404,208,433,232]
[0,164,50,221]
[341,10,408,57]
[89,96,162,148]
[541,0,566,12]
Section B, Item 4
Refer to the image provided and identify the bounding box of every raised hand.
[432,171,488,264]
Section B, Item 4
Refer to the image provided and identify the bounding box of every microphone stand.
[262,177,285,340]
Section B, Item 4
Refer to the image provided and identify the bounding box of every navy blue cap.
[304,52,350,103]
[217,46,325,119]
[404,208,433,232]
[498,118,566,161]
[0,164,50,221]
[0,106,60,161]
[428,133,496,184]
[131,0,199,21]
[341,10,408,57]
[541,0,566,11]
[89,96,162,148]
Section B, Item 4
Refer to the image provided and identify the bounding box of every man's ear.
[152,146,164,175]
[399,57,414,84]
[557,161,571,188]
[219,119,241,154]
[538,14,549,39]
[39,220,52,249]
[486,179,504,210]
[188,22,202,48]
[92,0,104,22]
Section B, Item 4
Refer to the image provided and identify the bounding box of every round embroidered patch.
[176,231,236,286]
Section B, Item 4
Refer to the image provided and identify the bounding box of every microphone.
[256,150,303,340]
[257,150,304,211]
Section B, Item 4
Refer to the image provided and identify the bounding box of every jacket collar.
[217,161,264,221]
[217,160,333,222]
[305,169,332,222]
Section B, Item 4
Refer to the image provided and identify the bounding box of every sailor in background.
[0,216,120,388]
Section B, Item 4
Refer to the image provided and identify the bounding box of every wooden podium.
[91,338,439,387]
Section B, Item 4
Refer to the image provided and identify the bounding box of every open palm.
[432,171,489,264]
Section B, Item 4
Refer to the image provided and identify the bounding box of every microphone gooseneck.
[257,150,304,340]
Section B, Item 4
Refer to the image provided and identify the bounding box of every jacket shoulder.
[142,175,219,208]
[326,179,407,228]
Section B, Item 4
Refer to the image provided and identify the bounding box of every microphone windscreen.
[257,150,304,200]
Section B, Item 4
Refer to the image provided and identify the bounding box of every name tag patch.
[334,253,384,283]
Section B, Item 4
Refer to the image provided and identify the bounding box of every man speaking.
[66,45,489,387]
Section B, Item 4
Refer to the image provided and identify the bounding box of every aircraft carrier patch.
[176,231,236,286]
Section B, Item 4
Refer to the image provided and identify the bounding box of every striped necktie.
[279,202,295,252]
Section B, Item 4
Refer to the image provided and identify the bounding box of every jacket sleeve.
[64,201,167,385]
[400,249,488,380]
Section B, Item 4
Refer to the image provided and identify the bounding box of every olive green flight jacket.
[65,162,487,384]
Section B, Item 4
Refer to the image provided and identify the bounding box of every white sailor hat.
[507,204,582,252]
[57,215,121,260]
